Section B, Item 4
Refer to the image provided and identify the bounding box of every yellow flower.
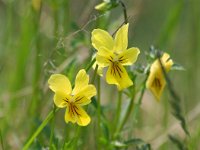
[91,23,140,90]
[146,53,174,101]
[48,69,96,126]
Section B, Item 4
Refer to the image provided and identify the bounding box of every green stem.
[113,91,122,138]
[85,58,96,72]
[133,76,148,121]
[91,64,98,84]
[119,0,128,24]
[49,104,56,149]
[116,87,136,135]
[23,108,59,150]
[97,76,101,149]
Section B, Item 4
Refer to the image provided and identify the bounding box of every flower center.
[113,52,119,62]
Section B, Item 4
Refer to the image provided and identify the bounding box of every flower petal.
[96,47,114,67]
[65,106,76,124]
[74,85,96,105]
[91,29,114,51]
[54,91,70,108]
[118,47,140,66]
[146,70,166,101]
[106,63,133,90]
[161,53,173,72]
[76,106,91,126]
[114,23,129,52]
[72,69,89,95]
[48,74,72,94]
[96,54,111,67]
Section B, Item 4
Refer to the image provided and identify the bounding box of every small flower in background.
[48,69,96,126]
[146,52,174,101]
[95,0,118,12]
[91,23,140,90]
[92,54,103,76]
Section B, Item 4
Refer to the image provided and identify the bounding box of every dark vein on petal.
[75,97,83,103]
[73,105,81,116]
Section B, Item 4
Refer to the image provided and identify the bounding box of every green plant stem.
[23,108,59,150]
[119,0,128,24]
[49,104,56,149]
[133,75,149,122]
[157,52,189,135]
[97,76,101,149]
[91,64,98,84]
[86,58,96,72]
[116,87,136,135]
[113,91,122,138]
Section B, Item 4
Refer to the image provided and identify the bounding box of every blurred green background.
[0,0,200,149]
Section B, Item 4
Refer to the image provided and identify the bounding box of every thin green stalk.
[85,58,96,72]
[91,65,98,84]
[119,0,128,24]
[23,108,59,150]
[97,76,101,149]
[61,125,68,149]
[113,91,122,138]
[157,52,189,135]
[49,104,56,149]
[133,75,149,122]
[72,126,81,150]
[116,87,136,135]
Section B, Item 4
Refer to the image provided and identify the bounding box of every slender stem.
[86,58,96,72]
[97,76,101,149]
[23,108,59,150]
[49,104,56,149]
[119,0,128,24]
[116,87,136,134]
[73,126,81,149]
[157,52,189,135]
[133,76,148,121]
[113,91,122,138]
[61,126,68,149]
[91,64,98,84]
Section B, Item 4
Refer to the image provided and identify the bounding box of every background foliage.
[0,0,200,149]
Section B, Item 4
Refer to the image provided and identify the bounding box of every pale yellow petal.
[96,47,114,67]
[76,106,91,126]
[48,74,72,94]
[96,54,111,67]
[72,69,89,95]
[118,47,140,66]
[97,46,113,57]
[106,63,133,90]
[151,52,173,73]
[53,91,69,108]
[92,62,103,77]
[161,53,173,72]
[64,106,76,124]
[74,85,96,106]
[91,29,114,51]
[146,69,166,101]
[114,23,129,52]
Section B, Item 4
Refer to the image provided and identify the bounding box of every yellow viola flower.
[48,69,96,126]
[91,23,140,90]
[146,53,174,101]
